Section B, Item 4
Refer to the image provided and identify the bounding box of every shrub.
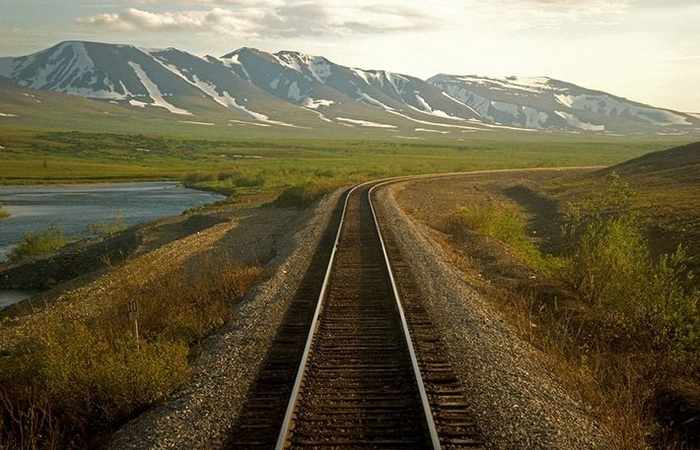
[182,172,216,185]
[451,201,559,272]
[274,182,335,209]
[560,172,700,351]
[0,261,262,449]
[565,214,650,306]
[87,211,127,237]
[8,226,67,263]
[0,206,9,220]
[216,171,265,188]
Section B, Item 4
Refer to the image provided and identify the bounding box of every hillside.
[545,141,700,269]
[430,75,698,133]
[606,141,700,184]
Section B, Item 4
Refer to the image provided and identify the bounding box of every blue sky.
[2,0,699,111]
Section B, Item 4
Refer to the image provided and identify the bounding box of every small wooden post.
[128,300,140,350]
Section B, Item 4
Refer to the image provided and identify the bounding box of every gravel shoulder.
[374,175,613,450]
[107,189,344,450]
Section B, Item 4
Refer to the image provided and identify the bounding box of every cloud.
[76,1,441,38]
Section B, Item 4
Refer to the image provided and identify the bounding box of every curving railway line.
[227,182,485,449]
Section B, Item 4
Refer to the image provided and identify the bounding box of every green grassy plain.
[0,127,694,205]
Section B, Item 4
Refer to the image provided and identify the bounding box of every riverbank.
[0,182,224,262]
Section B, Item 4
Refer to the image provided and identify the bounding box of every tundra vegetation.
[450,173,699,449]
[0,259,262,449]
[7,226,67,263]
[1,129,689,194]
[86,211,127,238]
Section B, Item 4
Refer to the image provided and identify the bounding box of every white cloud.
[77,1,441,37]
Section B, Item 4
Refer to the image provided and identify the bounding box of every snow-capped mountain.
[1,40,698,135]
[428,74,698,133]
[214,47,481,126]
[0,41,319,126]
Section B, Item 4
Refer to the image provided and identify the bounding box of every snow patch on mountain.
[563,94,690,126]
[414,93,432,112]
[228,97,297,126]
[0,113,18,117]
[555,94,574,108]
[441,92,482,117]
[336,117,397,128]
[554,111,604,131]
[215,54,250,80]
[180,121,214,126]
[415,128,448,134]
[351,68,371,85]
[303,98,334,109]
[360,93,396,112]
[229,119,271,127]
[128,62,191,115]
[439,84,491,117]
[453,75,544,94]
[275,51,332,83]
[387,110,482,130]
[305,109,333,123]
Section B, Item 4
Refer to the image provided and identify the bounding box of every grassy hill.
[547,141,700,271]
[608,141,700,184]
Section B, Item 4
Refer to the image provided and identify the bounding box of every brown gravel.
[106,189,344,450]
[374,176,613,450]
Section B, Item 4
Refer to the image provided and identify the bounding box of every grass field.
[1,127,694,207]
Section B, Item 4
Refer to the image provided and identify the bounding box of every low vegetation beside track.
[0,258,261,449]
[7,226,68,264]
[448,173,699,449]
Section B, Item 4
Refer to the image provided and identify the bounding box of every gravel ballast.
[108,189,344,450]
[374,180,613,450]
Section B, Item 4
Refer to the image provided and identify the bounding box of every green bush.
[274,182,335,209]
[566,214,649,306]
[182,172,216,185]
[216,171,265,188]
[8,226,67,263]
[453,201,559,272]
[87,211,127,237]
[0,206,9,220]
[0,262,262,449]
[561,173,700,351]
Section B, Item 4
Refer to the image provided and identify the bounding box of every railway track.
[227,182,484,449]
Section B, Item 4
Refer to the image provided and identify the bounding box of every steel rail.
[368,181,442,450]
[273,180,441,449]
[273,182,362,450]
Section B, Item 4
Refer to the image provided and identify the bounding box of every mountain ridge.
[1,40,698,135]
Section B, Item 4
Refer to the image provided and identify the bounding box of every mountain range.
[0,40,698,137]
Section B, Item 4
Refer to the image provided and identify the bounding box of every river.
[0,182,224,307]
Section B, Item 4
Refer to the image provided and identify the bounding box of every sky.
[1,0,699,112]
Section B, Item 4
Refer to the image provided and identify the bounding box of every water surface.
[0,290,37,309]
[0,182,224,261]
